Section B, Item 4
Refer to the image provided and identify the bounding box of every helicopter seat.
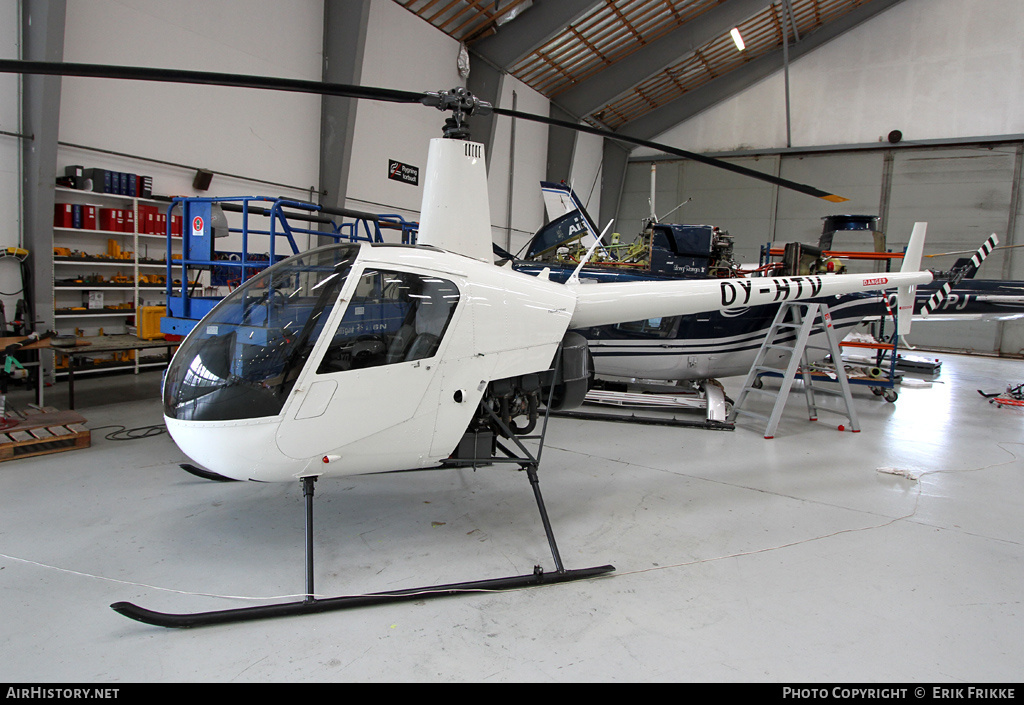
[385,324,416,364]
[403,332,440,361]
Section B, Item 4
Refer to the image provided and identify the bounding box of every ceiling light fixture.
[730,27,745,51]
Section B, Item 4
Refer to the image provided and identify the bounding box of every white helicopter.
[4,61,933,627]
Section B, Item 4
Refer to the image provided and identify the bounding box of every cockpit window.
[613,315,679,338]
[163,244,358,421]
[316,270,460,374]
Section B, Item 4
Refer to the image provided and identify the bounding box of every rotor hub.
[421,87,492,139]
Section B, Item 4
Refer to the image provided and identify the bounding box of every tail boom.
[568,269,933,329]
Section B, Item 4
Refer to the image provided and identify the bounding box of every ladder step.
[730,301,859,438]
[742,386,778,396]
[808,387,846,397]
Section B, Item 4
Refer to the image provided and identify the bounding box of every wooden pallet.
[0,408,91,462]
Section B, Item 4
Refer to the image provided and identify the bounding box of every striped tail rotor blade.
[962,232,1000,281]
[922,279,955,316]
[922,233,999,315]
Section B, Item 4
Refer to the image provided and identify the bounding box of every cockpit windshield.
[163,244,359,421]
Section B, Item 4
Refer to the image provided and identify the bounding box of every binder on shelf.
[82,205,97,230]
[99,208,120,231]
[139,204,157,234]
[85,168,113,194]
[54,203,74,228]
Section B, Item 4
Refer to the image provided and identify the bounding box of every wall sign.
[388,159,419,186]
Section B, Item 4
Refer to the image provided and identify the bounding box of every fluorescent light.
[730,27,745,51]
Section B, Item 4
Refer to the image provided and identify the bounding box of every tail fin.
[896,222,927,336]
[921,233,999,316]
[539,181,607,258]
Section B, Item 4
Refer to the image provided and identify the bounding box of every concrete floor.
[0,352,1021,682]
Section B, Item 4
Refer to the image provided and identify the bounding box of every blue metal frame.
[160,196,418,336]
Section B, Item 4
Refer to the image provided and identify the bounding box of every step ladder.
[728,301,859,439]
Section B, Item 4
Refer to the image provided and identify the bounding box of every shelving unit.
[51,184,182,376]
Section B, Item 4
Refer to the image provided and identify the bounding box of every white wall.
[634,0,1024,156]
[346,0,551,252]
[59,0,324,197]
[569,129,604,226]
[20,0,553,323]
[345,0,463,222]
[488,74,549,255]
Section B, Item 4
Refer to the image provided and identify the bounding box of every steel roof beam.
[556,0,773,119]
[617,0,908,143]
[469,0,604,70]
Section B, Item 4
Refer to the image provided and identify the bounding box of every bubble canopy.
[163,244,361,422]
[162,244,463,424]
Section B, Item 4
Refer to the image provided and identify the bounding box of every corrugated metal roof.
[397,0,882,132]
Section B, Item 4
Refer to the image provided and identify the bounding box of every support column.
[996,142,1023,355]
[545,103,577,185]
[319,0,371,232]
[466,56,503,165]
[599,139,630,231]
[21,0,65,382]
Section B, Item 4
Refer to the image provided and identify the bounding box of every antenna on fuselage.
[646,164,691,224]
[567,220,614,285]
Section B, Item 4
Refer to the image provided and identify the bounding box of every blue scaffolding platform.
[160,196,416,337]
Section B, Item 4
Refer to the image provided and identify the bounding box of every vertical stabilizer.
[538,181,606,256]
[896,222,927,336]
[417,138,494,262]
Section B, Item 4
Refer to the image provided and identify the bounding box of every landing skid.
[115,400,613,628]
[111,564,614,628]
[179,463,239,482]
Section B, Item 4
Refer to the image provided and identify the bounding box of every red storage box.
[54,203,74,228]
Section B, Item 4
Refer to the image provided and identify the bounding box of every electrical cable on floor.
[1,442,1020,606]
[87,424,166,441]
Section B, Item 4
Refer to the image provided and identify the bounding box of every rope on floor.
[87,424,166,441]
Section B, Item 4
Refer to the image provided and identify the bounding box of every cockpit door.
[275,267,462,461]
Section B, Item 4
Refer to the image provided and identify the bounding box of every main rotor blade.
[492,106,848,203]
[1,59,848,202]
[0,59,425,105]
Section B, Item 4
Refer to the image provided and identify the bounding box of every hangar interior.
[1,0,1022,683]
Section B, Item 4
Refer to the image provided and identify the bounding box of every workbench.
[61,335,179,409]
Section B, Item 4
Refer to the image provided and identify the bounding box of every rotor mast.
[415,88,496,262]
